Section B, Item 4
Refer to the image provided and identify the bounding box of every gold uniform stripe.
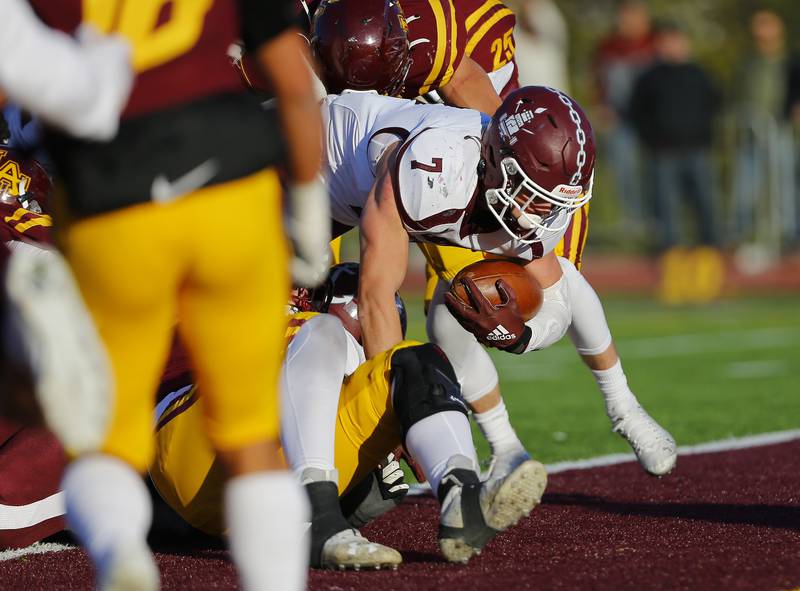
[419,0,448,94]
[14,216,53,233]
[568,207,582,261]
[465,0,503,32]
[466,7,514,57]
[441,0,459,87]
[4,207,30,224]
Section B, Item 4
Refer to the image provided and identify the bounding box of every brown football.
[449,260,543,321]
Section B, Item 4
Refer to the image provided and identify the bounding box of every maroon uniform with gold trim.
[0,205,51,244]
[461,0,519,98]
[30,0,287,217]
[31,0,245,119]
[400,0,466,98]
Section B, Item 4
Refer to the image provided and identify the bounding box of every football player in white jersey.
[321,86,676,480]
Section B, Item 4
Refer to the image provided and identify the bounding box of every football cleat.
[611,405,677,476]
[482,445,533,483]
[99,542,159,591]
[319,528,402,570]
[438,459,547,563]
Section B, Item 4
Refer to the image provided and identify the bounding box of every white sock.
[281,315,350,474]
[225,471,310,591]
[473,400,523,455]
[591,360,639,419]
[61,454,152,574]
[404,411,478,493]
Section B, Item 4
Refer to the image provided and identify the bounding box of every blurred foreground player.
[0,0,131,141]
[0,151,110,547]
[31,0,330,589]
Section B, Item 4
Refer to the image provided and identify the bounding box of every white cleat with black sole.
[438,459,547,564]
[611,405,677,476]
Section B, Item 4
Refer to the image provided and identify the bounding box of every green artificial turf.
[401,293,800,464]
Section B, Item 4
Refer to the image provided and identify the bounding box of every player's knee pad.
[389,344,469,440]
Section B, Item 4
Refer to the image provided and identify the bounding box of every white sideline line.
[546,428,800,474]
[408,429,800,496]
[0,542,74,562]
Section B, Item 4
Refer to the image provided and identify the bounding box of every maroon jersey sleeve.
[460,0,516,74]
[0,204,52,244]
[31,0,245,119]
[401,0,467,98]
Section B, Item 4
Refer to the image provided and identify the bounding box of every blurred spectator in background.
[731,9,800,248]
[592,0,655,231]
[630,20,723,304]
[510,0,570,91]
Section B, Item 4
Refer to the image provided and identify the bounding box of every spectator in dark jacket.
[630,21,723,304]
[631,20,720,252]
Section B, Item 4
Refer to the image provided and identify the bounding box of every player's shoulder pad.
[391,128,480,233]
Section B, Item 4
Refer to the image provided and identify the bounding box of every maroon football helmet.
[310,0,411,96]
[0,149,52,215]
[480,86,596,244]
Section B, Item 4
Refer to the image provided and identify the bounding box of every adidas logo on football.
[487,325,516,341]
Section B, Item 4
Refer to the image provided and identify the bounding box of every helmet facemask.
[484,155,593,246]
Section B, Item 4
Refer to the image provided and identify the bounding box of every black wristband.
[502,325,532,354]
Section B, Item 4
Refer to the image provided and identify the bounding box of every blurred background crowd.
[506,0,800,302]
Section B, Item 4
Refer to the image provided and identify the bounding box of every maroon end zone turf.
[2,439,799,590]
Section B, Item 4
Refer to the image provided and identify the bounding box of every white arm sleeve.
[0,2,133,140]
[518,260,573,353]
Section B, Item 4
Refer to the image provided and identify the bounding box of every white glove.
[0,1,133,141]
[286,179,332,287]
[67,25,134,140]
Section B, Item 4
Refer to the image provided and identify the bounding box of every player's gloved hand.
[287,178,332,287]
[376,452,409,500]
[444,277,529,350]
[70,25,134,141]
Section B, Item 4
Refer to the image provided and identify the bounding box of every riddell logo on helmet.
[499,108,547,146]
[553,184,583,198]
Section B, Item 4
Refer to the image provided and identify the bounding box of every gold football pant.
[57,168,289,472]
[422,203,591,303]
[150,340,419,535]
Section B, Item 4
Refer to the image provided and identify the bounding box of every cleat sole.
[484,460,547,532]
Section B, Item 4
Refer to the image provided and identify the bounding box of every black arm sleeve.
[238,0,297,52]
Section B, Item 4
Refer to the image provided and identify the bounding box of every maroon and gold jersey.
[0,204,52,244]
[460,0,516,74]
[29,0,295,216]
[400,0,466,98]
[30,0,244,119]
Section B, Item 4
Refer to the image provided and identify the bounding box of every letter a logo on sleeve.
[0,150,31,198]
